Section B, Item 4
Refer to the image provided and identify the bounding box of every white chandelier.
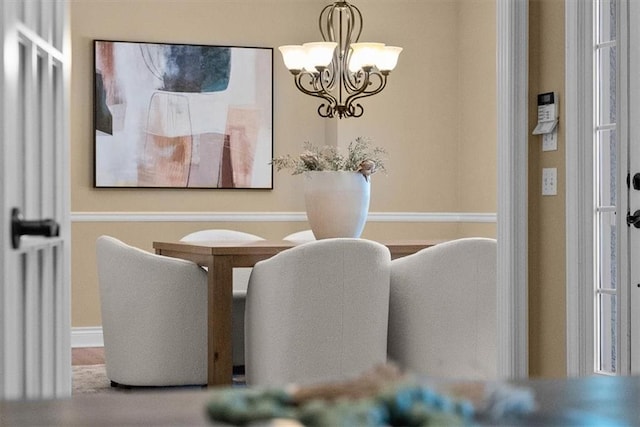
[278,1,402,119]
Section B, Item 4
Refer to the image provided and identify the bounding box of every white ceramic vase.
[303,171,371,239]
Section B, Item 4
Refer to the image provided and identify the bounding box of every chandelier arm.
[343,68,365,94]
[343,71,388,107]
[318,104,336,118]
[347,2,363,42]
[315,66,340,102]
[347,103,364,118]
[338,70,371,101]
[299,67,336,96]
[323,62,337,92]
[342,69,390,96]
[294,71,324,95]
[334,100,363,118]
[295,71,321,94]
[293,73,339,108]
[320,3,336,42]
[357,70,387,96]
[321,2,362,44]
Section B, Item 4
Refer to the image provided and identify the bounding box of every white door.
[629,0,640,373]
[0,0,71,399]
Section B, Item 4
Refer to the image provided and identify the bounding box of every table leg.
[208,255,234,386]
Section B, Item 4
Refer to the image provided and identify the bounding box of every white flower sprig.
[271,137,387,181]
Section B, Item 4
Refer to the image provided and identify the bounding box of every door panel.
[0,0,70,400]
[628,0,640,373]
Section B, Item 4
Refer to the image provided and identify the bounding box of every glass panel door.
[594,0,619,375]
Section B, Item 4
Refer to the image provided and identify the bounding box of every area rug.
[72,364,113,395]
[72,364,246,395]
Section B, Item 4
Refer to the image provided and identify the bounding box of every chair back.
[282,229,316,243]
[245,238,391,386]
[96,235,207,386]
[180,229,265,243]
[388,238,497,380]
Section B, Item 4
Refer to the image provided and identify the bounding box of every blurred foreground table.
[3,375,640,426]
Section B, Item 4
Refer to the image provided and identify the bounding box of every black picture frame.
[93,40,273,189]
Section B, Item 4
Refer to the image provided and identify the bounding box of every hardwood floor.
[72,347,105,366]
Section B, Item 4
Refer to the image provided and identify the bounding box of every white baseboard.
[71,326,104,348]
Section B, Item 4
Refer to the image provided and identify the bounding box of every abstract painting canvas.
[94,40,273,189]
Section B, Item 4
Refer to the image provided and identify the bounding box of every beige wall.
[70,0,497,339]
[528,0,566,377]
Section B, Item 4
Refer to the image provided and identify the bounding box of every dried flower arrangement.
[271,137,387,181]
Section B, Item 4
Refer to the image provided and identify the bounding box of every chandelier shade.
[278,45,307,71]
[302,42,338,71]
[279,1,402,119]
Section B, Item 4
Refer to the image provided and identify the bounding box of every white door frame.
[626,0,639,374]
[565,0,632,376]
[565,0,597,377]
[496,0,529,379]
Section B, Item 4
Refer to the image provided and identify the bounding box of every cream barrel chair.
[387,238,498,380]
[96,235,207,387]
[180,229,264,368]
[282,229,316,243]
[245,238,391,387]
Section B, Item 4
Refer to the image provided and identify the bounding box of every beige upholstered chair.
[245,238,391,387]
[96,235,207,386]
[282,229,316,243]
[181,229,265,243]
[387,238,498,380]
[180,229,264,368]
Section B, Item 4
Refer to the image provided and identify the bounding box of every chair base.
[110,380,131,389]
[109,380,206,389]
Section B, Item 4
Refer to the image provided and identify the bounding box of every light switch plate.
[542,167,557,196]
[542,131,557,151]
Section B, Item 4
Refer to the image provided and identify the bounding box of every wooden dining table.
[153,239,440,386]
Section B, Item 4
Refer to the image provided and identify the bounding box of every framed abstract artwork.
[93,40,273,189]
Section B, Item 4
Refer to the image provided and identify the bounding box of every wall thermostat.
[532,91,558,135]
